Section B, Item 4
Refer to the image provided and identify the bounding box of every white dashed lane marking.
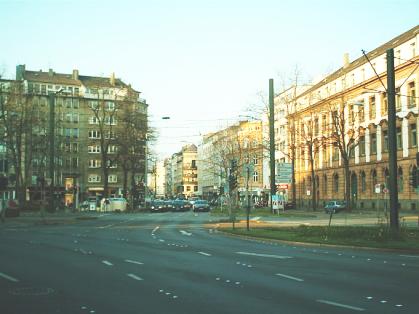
[276,273,304,282]
[316,299,365,311]
[0,272,19,282]
[198,252,212,256]
[125,259,144,265]
[102,260,113,266]
[127,273,143,281]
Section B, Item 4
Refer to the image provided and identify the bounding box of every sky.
[0,0,418,158]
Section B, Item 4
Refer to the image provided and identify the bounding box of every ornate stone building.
[287,26,418,211]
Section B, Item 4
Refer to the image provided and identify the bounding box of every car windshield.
[195,200,208,204]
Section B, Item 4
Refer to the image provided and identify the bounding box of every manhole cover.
[9,287,55,296]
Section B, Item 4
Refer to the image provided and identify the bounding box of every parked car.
[324,200,346,214]
[164,199,175,211]
[149,200,167,212]
[193,200,210,212]
[172,199,192,212]
[188,197,199,206]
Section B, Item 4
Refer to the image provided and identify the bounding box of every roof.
[296,24,419,99]
[23,70,129,88]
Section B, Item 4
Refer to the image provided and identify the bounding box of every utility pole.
[246,165,250,231]
[48,92,56,212]
[269,79,275,213]
[386,48,399,231]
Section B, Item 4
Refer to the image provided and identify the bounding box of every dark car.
[193,200,210,212]
[172,199,192,212]
[164,200,175,211]
[149,200,167,212]
[324,200,346,214]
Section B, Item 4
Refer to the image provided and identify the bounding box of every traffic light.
[409,168,418,188]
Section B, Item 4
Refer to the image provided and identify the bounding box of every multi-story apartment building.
[287,26,419,210]
[164,144,198,199]
[198,120,266,203]
[0,65,148,208]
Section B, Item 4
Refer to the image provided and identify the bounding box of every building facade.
[287,26,419,210]
[0,65,148,208]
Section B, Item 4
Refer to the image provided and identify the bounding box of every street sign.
[276,183,289,190]
[374,184,381,194]
[383,188,389,194]
[306,189,311,196]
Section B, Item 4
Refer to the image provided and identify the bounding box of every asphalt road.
[1,211,418,314]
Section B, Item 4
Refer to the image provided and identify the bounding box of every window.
[88,145,101,153]
[370,133,377,154]
[73,128,79,138]
[105,116,117,125]
[105,101,115,111]
[107,160,117,168]
[253,155,258,165]
[107,145,117,154]
[333,146,339,161]
[360,171,366,192]
[88,175,101,183]
[382,130,388,152]
[253,171,258,182]
[65,128,71,137]
[41,85,46,94]
[314,118,319,135]
[72,143,78,153]
[74,88,79,95]
[65,98,72,108]
[56,97,63,107]
[65,113,72,123]
[359,136,365,156]
[89,100,98,110]
[72,158,78,168]
[194,186,198,192]
[398,167,404,192]
[72,113,79,123]
[333,174,339,192]
[322,115,327,132]
[89,116,99,124]
[88,130,101,139]
[89,160,101,168]
[358,102,365,122]
[396,127,402,150]
[108,175,117,183]
[371,170,378,190]
[408,82,416,108]
[381,93,388,115]
[186,186,191,192]
[105,131,115,139]
[410,123,417,147]
[369,96,376,119]
[73,99,79,109]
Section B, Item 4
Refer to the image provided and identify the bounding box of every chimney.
[48,68,54,77]
[16,64,26,80]
[72,69,79,80]
[110,72,115,86]
[343,53,350,68]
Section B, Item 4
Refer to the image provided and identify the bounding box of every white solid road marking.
[125,259,144,265]
[180,230,192,236]
[276,273,304,282]
[102,260,113,266]
[400,254,419,258]
[127,273,143,281]
[198,252,212,256]
[236,252,292,259]
[0,272,19,282]
[317,300,365,311]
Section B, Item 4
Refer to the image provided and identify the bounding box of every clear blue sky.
[1,0,418,157]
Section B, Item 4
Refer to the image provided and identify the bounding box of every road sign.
[276,183,289,190]
[383,188,389,194]
[375,184,381,194]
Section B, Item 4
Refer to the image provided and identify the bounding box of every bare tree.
[326,93,363,210]
[0,81,38,206]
